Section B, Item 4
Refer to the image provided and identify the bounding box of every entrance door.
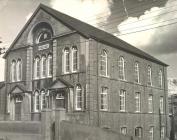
[55,92,65,108]
[15,95,23,120]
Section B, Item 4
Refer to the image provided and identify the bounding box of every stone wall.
[0,121,41,140]
[60,120,135,140]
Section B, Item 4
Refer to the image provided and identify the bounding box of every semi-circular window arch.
[32,22,53,44]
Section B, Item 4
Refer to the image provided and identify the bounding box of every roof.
[4,4,168,66]
[49,78,73,90]
[8,84,28,95]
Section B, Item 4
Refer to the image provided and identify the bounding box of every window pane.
[121,127,127,135]
[148,95,153,113]
[147,66,152,85]
[120,90,126,111]
[42,57,47,77]
[72,47,78,72]
[100,50,108,76]
[119,57,125,80]
[64,49,70,73]
[47,55,52,77]
[135,62,140,83]
[135,92,141,112]
[160,97,164,114]
[149,127,154,140]
[159,70,163,88]
[11,60,16,82]
[100,87,108,110]
[76,86,82,110]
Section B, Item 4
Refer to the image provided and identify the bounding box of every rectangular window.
[160,127,165,139]
[135,127,142,138]
[121,127,127,135]
[149,127,154,140]
[148,95,153,113]
[135,92,141,112]
[120,90,126,112]
[100,87,108,111]
[160,97,164,114]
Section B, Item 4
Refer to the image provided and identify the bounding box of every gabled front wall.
[86,39,169,140]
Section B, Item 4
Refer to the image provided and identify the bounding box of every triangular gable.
[4,4,72,58]
[9,85,26,95]
[49,78,73,90]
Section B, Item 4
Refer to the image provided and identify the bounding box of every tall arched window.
[11,60,16,82]
[16,59,22,81]
[34,90,40,112]
[63,48,70,73]
[72,46,78,72]
[75,85,82,110]
[41,90,46,110]
[47,54,52,77]
[34,57,40,79]
[159,69,163,88]
[118,57,125,80]
[100,50,108,76]
[147,65,152,86]
[41,55,47,78]
[134,62,140,83]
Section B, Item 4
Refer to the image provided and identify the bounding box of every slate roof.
[4,4,168,66]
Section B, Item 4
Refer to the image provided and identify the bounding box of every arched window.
[72,46,78,72]
[16,59,22,81]
[41,56,47,78]
[36,31,52,43]
[41,90,46,110]
[159,70,163,88]
[11,60,16,82]
[34,90,40,112]
[47,54,53,77]
[134,62,140,83]
[100,50,108,76]
[118,57,125,80]
[147,65,152,86]
[34,57,40,79]
[63,48,70,73]
[75,85,82,110]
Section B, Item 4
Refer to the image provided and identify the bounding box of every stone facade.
[0,4,169,140]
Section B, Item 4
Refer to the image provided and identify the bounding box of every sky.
[0,0,176,81]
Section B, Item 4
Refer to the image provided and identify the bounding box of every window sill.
[62,71,80,75]
[100,109,108,112]
[99,75,110,78]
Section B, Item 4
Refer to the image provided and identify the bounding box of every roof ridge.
[3,3,168,66]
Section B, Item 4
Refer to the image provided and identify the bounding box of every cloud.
[117,0,177,55]
[0,0,8,11]
[50,0,112,27]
